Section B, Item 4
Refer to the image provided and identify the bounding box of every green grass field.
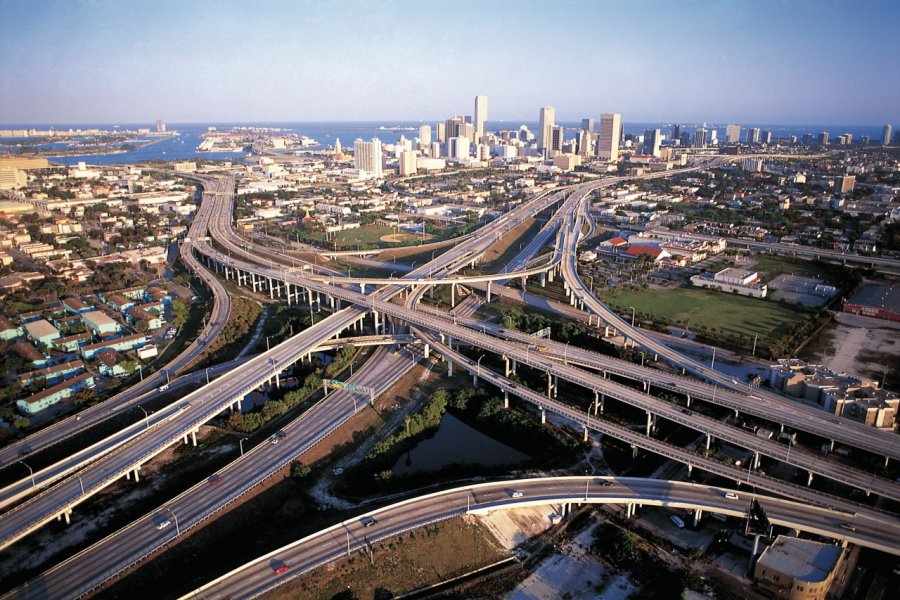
[598,286,812,346]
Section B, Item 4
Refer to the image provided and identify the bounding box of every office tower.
[444,116,465,141]
[449,137,471,160]
[883,124,893,145]
[519,125,532,142]
[760,130,772,144]
[693,127,708,148]
[725,124,741,144]
[156,119,166,133]
[458,122,475,143]
[538,106,555,152]
[802,133,814,145]
[578,130,593,157]
[709,129,718,145]
[436,123,446,143]
[334,138,342,157]
[549,125,564,153]
[818,131,829,145]
[419,124,432,147]
[680,132,692,147]
[430,142,441,158]
[746,127,760,143]
[597,113,621,162]
[643,128,661,156]
[670,124,681,142]
[354,138,383,178]
[474,95,487,143]
[399,151,417,176]
[581,118,595,134]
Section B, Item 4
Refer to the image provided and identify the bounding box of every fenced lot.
[598,285,812,347]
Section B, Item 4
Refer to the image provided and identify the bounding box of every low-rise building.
[16,372,95,415]
[23,319,61,346]
[80,332,148,360]
[753,536,844,600]
[82,310,120,336]
[17,359,84,387]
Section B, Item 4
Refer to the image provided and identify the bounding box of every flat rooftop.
[849,284,900,313]
[756,536,842,583]
[24,319,60,340]
[82,310,117,326]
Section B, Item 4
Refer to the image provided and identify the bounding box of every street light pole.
[239,437,248,456]
[77,474,85,496]
[629,306,636,327]
[22,461,35,487]
[476,355,484,381]
[166,508,180,536]
[711,347,717,370]
[138,405,150,430]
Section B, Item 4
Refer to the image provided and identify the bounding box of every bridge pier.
[504,390,509,409]
[583,424,589,442]
[360,283,365,295]
[268,277,274,299]
[448,358,453,377]
[807,471,814,486]
[451,283,456,308]
[133,465,141,482]
[423,344,430,359]
[693,509,702,527]
[486,281,492,302]
[687,464,693,477]
[540,273,546,287]
[685,394,691,408]
[548,269,554,283]
[511,359,517,374]
[706,433,712,451]
[504,355,510,377]
[541,406,546,425]
[553,375,558,398]
[645,411,653,436]
[546,373,553,398]
[191,429,198,447]
[753,451,760,470]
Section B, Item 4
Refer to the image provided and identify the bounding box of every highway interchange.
[2,160,899,598]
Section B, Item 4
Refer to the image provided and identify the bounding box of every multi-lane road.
[184,476,900,600]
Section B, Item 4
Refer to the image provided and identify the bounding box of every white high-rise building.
[399,151,417,176]
[883,124,893,146]
[354,138,383,178]
[156,119,166,133]
[430,142,441,158]
[474,95,487,143]
[597,113,621,162]
[449,137,471,160]
[538,106,555,152]
[725,124,741,144]
[419,124,432,147]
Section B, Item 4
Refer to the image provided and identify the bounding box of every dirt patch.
[801,314,900,387]
[479,216,536,266]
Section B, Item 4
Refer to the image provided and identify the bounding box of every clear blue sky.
[1,0,898,125]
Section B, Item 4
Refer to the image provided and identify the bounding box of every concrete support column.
[553,375,558,398]
[686,395,691,408]
[423,344,430,359]
[191,429,197,447]
[63,510,72,525]
[807,471,814,486]
[540,273,546,288]
[360,283,366,295]
[268,278,274,299]
[448,358,453,377]
[646,411,653,436]
[829,439,835,452]
[473,372,478,387]
[694,509,702,527]
[451,283,456,308]
[687,464,693,477]
[486,281,492,302]
[521,276,527,291]
[183,433,189,445]
[541,406,546,425]
[548,269,554,283]
[547,373,553,398]
[511,359,517,374]
[753,451,760,470]
[133,466,140,482]
[583,425,589,442]
[286,283,292,306]
[504,390,509,409]
[504,355,510,377]
[706,433,711,451]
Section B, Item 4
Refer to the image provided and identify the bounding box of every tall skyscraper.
[399,151,417,176]
[818,131,830,145]
[760,130,772,144]
[538,106,555,152]
[156,119,166,133]
[581,118,594,134]
[354,138,383,178]
[883,124,893,146]
[436,123,446,143]
[746,127,761,144]
[725,124,741,144]
[445,116,466,141]
[578,130,593,157]
[670,124,681,143]
[693,127,708,148]
[597,113,621,162]
[642,128,661,157]
[549,125,564,153]
[458,122,475,143]
[449,137,471,160]
[419,124,432,147]
[474,95,487,143]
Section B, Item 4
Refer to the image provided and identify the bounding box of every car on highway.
[725,492,739,500]
[208,473,221,485]
[276,430,286,439]
[510,490,524,498]
[839,522,856,531]
[599,480,614,487]
[157,384,169,393]
[361,516,377,527]
[155,519,171,530]
[212,321,220,327]
[272,563,289,575]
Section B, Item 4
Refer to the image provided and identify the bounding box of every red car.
[273,564,288,575]
[208,474,221,485]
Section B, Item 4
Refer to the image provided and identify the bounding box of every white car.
[725,492,739,500]
[511,490,524,498]
[156,519,171,530]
